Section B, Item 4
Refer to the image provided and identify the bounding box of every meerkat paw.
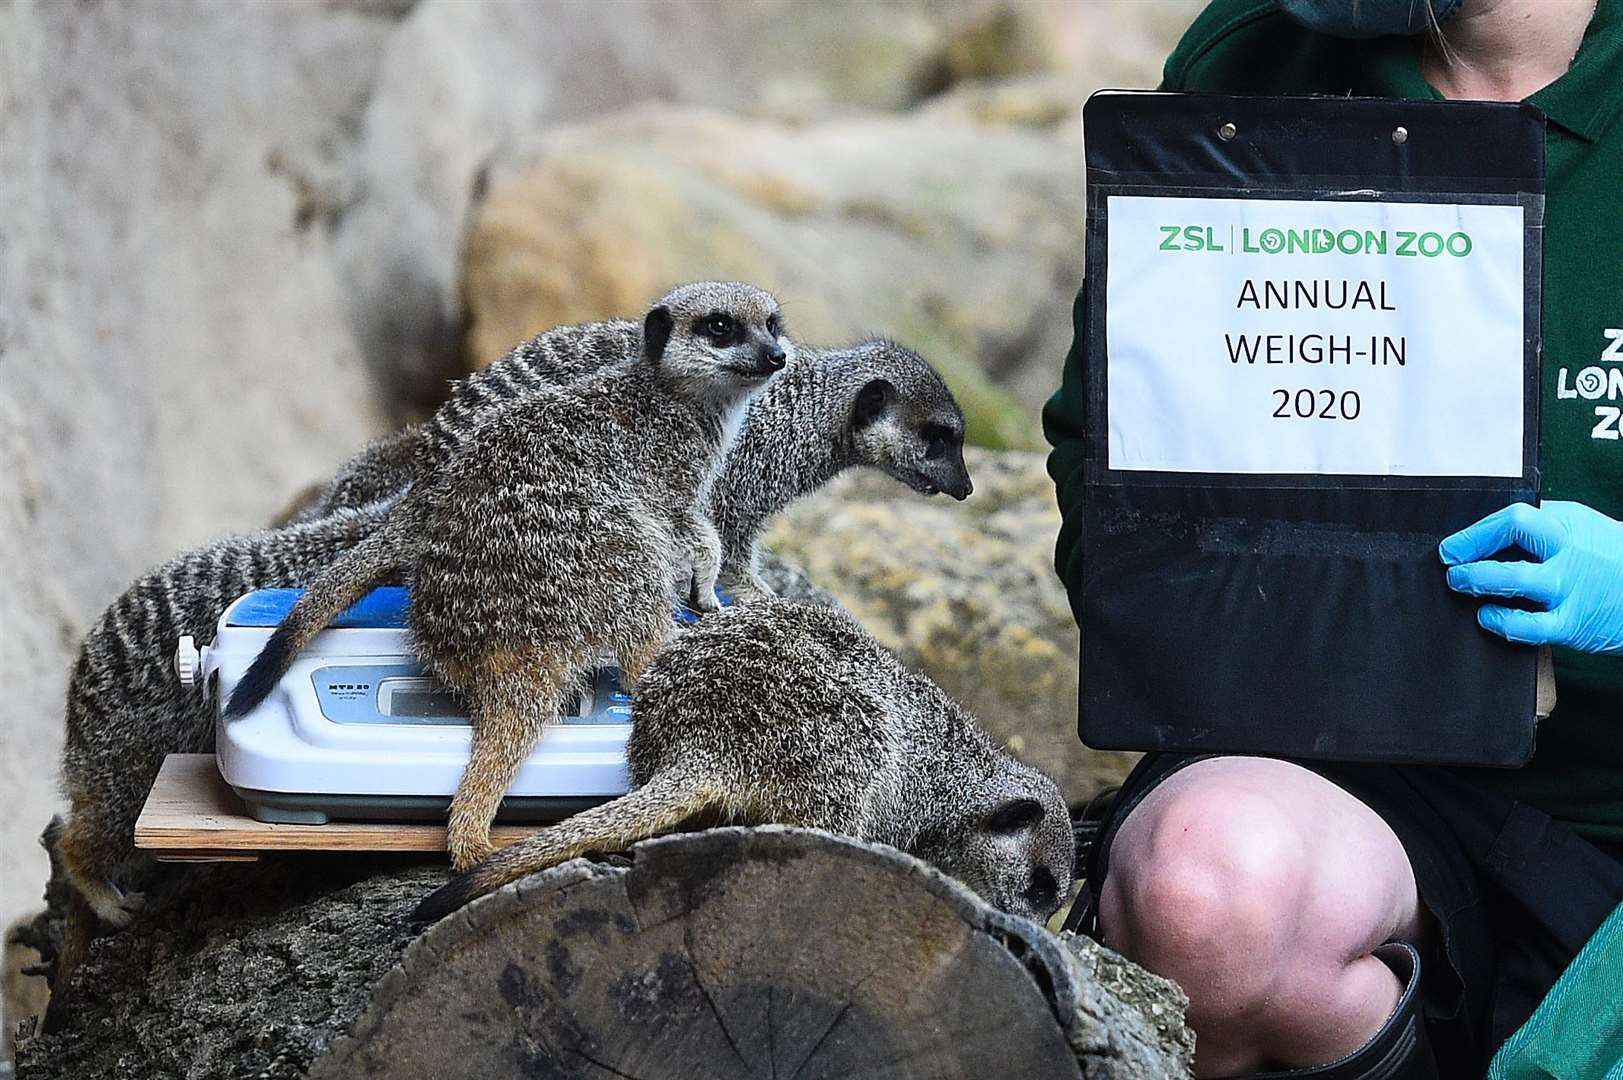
[688,580,723,613]
[90,889,145,930]
[716,571,773,601]
[447,835,496,874]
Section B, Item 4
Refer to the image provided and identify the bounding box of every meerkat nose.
[763,344,787,370]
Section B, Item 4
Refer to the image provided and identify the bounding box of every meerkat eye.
[920,423,954,460]
[1025,866,1059,908]
[985,797,1045,833]
[699,314,736,342]
[766,313,781,337]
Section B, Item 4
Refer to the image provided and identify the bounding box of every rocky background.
[1,0,1199,1060]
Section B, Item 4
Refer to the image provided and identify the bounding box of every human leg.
[1098,756,1427,1076]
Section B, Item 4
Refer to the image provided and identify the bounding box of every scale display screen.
[311,665,626,727]
[377,678,469,719]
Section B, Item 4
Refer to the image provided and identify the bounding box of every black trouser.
[1084,754,1623,1079]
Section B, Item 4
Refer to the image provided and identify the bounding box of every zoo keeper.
[1045,1,1623,1078]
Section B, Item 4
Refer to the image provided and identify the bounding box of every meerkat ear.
[643,305,674,362]
[852,378,895,428]
[983,797,1046,834]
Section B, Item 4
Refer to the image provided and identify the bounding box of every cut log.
[314,827,1189,1079]
[16,825,1191,1079]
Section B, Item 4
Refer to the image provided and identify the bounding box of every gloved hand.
[1441,500,1623,654]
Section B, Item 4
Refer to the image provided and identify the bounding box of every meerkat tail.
[41,889,95,1035]
[224,515,410,718]
[411,771,724,923]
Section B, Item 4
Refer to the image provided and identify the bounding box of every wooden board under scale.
[133,754,549,863]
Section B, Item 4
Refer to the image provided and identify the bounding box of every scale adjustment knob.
[175,636,201,688]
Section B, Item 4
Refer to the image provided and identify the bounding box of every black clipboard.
[1077,91,1545,766]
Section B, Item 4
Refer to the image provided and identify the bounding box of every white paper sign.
[1105,195,1525,476]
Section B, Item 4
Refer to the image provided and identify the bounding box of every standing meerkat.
[285,339,972,595]
[225,282,789,870]
[414,597,1075,924]
[47,499,400,1030]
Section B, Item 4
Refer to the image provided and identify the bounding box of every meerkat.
[708,337,970,594]
[283,339,971,596]
[225,282,788,871]
[413,597,1075,924]
[46,499,400,1031]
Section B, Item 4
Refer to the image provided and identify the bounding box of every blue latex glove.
[1441,501,1623,654]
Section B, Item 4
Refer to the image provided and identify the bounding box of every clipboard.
[1076,91,1545,766]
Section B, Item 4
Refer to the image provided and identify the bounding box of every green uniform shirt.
[1044,0,1623,842]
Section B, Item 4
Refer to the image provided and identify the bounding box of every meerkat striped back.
[418,319,643,470]
[58,501,399,909]
[285,321,646,526]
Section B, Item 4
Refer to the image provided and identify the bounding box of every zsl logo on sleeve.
[1558,329,1623,440]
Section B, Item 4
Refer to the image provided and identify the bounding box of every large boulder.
[766,448,1140,804]
[336,0,1199,413]
[0,0,399,964]
[440,1,1205,433]
[335,0,1067,415]
[458,102,1087,449]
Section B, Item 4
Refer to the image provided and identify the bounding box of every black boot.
[1224,941,1437,1080]
[1060,785,1120,938]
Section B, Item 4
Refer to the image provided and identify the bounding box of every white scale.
[174,587,688,825]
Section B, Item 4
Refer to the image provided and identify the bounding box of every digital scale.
[175,587,702,825]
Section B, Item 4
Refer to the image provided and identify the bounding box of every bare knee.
[1101,776,1310,1020]
[1098,760,1422,1073]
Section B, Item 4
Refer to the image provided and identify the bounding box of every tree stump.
[16,826,1191,1078]
[313,827,1189,1079]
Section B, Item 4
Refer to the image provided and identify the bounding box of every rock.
[331,0,1196,416]
[0,0,395,969]
[766,447,1141,804]
[13,853,438,1079]
[459,102,1087,449]
[1058,931,1197,1077]
[914,4,1054,99]
[331,0,975,414]
[919,71,1100,131]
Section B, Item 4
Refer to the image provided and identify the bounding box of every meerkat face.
[920,760,1076,923]
[843,341,972,501]
[642,281,792,406]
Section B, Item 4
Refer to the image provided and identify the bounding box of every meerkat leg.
[41,891,97,1034]
[58,811,144,929]
[614,610,674,685]
[49,809,143,1033]
[446,659,569,871]
[733,540,777,598]
[679,510,723,613]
